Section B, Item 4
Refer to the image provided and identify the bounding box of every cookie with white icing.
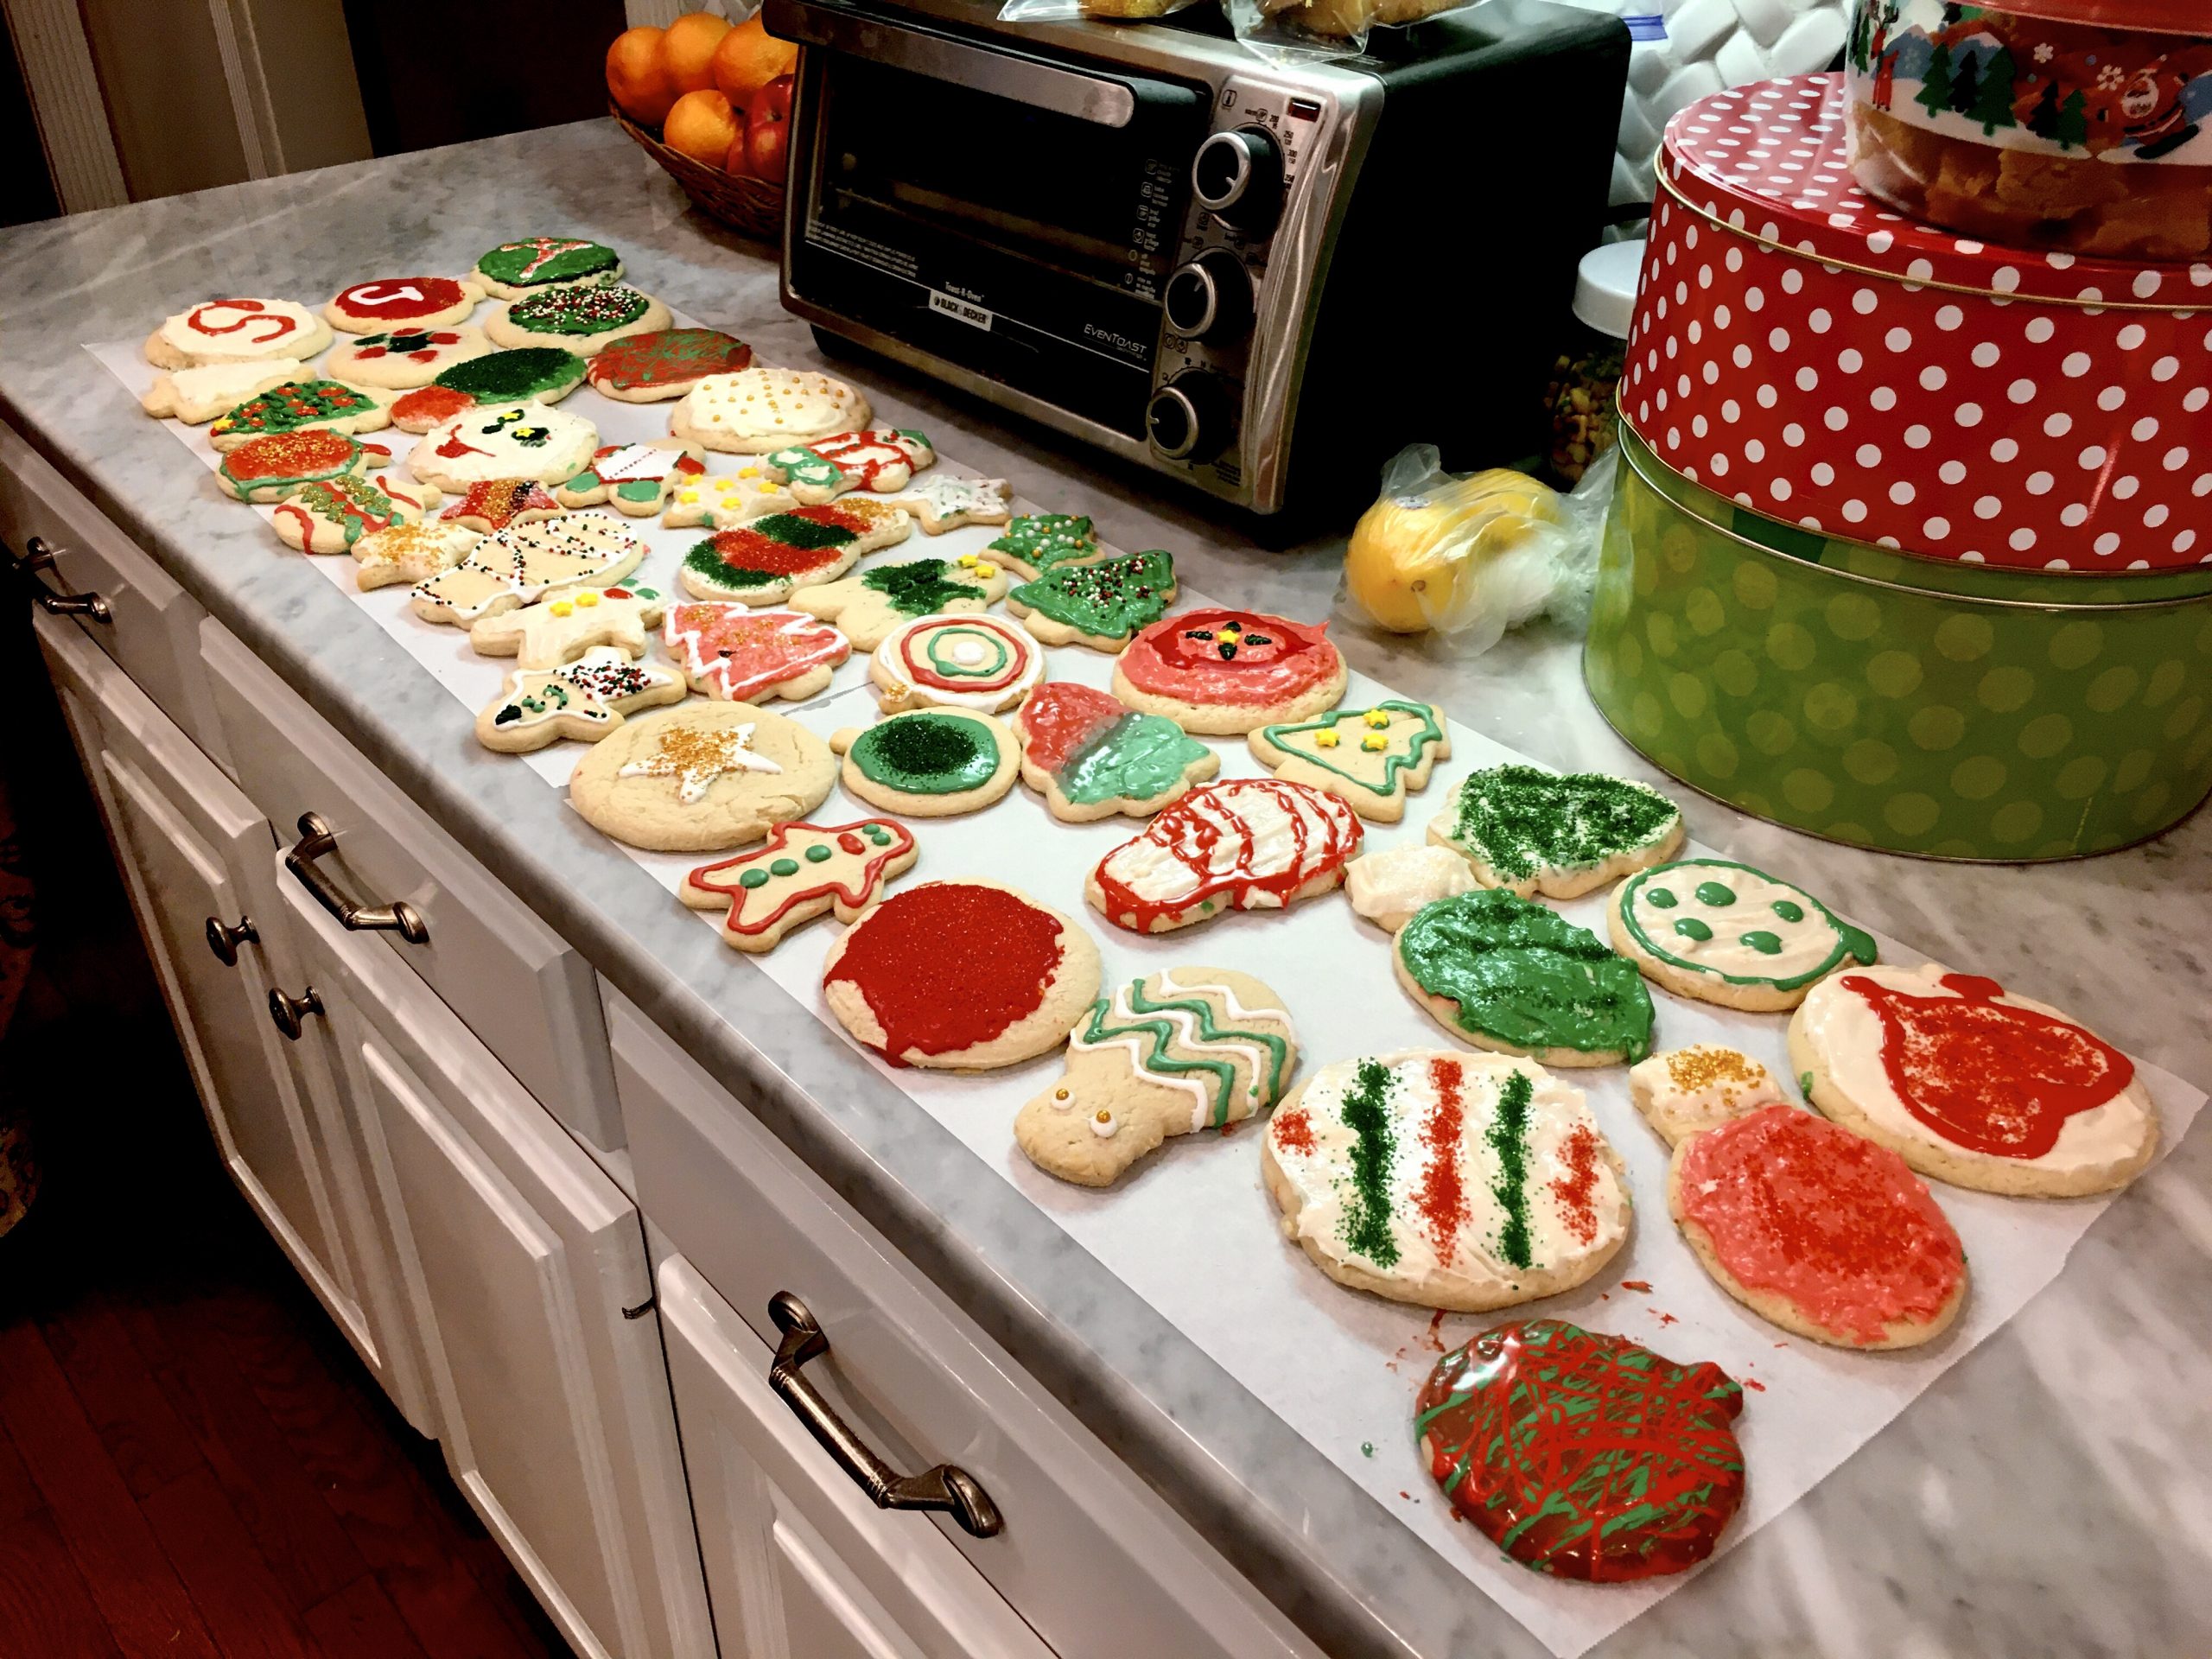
[467,583,666,671]
[1428,765,1683,899]
[1249,699,1449,823]
[1627,1045,1787,1147]
[408,517,645,627]
[326,324,492,390]
[870,613,1043,715]
[143,298,332,369]
[474,646,685,753]
[829,709,1020,817]
[892,474,1011,535]
[1088,779,1363,935]
[142,359,308,424]
[765,429,936,504]
[1608,859,1876,1012]
[1017,968,1297,1187]
[1342,844,1476,932]
[408,401,599,490]
[569,703,836,854]
[554,442,706,517]
[670,367,872,454]
[352,522,480,592]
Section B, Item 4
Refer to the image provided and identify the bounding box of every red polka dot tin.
[1629,74,2212,575]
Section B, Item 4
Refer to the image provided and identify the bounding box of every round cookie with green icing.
[486,283,671,355]
[433,347,588,405]
[830,709,1019,817]
[1607,858,1877,1013]
[1007,549,1177,652]
[469,236,622,299]
[1428,764,1684,899]
[1394,888,1655,1067]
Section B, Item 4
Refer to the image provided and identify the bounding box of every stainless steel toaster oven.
[766,0,1628,516]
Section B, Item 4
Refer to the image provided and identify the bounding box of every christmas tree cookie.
[1007,549,1177,652]
[554,442,707,516]
[677,501,911,604]
[474,645,685,753]
[1011,681,1217,822]
[207,379,391,451]
[790,553,1007,650]
[1248,698,1448,823]
[985,513,1096,579]
[681,819,918,953]
[662,602,850,703]
[1607,858,1874,1012]
[1430,764,1683,899]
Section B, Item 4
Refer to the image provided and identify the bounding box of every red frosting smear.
[1092,779,1363,932]
[187,298,300,343]
[1413,1056,1470,1260]
[225,429,355,480]
[336,278,467,320]
[823,883,1066,1065]
[1676,1105,1963,1344]
[1551,1122,1603,1247]
[1014,682,1124,773]
[394,385,475,427]
[1116,609,1339,707]
[1271,1105,1316,1155]
[1844,972,2133,1159]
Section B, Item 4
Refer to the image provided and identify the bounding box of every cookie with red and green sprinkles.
[215,429,388,504]
[430,347,587,407]
[486,282,671,355]
[677,500,912,605]
[207,379,391,452]
[1007,548,1176,652]
[985,513,1098,579]
[586,327,753,403]
[468,236,622,299]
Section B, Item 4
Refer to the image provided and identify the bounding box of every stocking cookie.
[1012,681,1216,822]
[141,359,307,424]
[327,325,492,390]
[587,327,753,402]
[469,236,622,299]
[1111,609,1347,735]
[891,474,1010,535]
[474,645,685,753]
[486,283,671,355]
[789,553,1005,650]
[215,430,386,504]
[662,461,796,530]
[144,298,331,369]
[207,381,391,451]
[664,602,850,703]
[439,478,564,532]
[554,442,706,515]
[271,474,438,553]
[1341,844,1476,932]
[1249,699,1448,823]
[1007,550,1177,652]
[408,517,645,626]
[1627,1046,1787,1146]
[821,880,1101,1071]
[352,521,481,592]
[682,818,918,953]
[407,402,598,490]
[1088,779,1363,935]
[1017,968,1296,1188]
[1608,859,1876,1012]
[429,346,588,406]
[765,429,935,504]
[569,703,836,854]
[671,367,872,454]
[325,276,484,333]
[985,513,1096,580]
[677,501,911,604]
[830,709,1020,817]
[1430,765,1684,899]
[870,613,1043,714]
[468,583,666,670]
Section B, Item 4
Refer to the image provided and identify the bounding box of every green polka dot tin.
[1586,427,2212,861]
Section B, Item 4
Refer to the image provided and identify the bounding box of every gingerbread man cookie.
[554,442,706,516]
[474,645,687,753]
[681,818,918,953]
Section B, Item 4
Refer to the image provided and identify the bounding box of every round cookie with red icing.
[586,327,753,403]
[1789,963,2158,1198]
[821,879,1103,1071]
[1668,1104,1967,1350]
[1109,609,1347,735]
[1414,1319,1745,1581]
[1089,779,1363,934]
[325,276,484,333]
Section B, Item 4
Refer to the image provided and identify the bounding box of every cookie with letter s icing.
[587,327,753,403]
[144,298,332,369]
[215,430,387,505]
[662,461,797,530]
[766,429,936,504]
[1007,549,1177,652]
[474,645,685,753]
[1263,1050,1630,1311]
[1011,680,1217,822]
[141,359,307,424]
[554,442,706,516]
[486,283,671,355]
[568,703,836,854]
[207,381,392,452]
[1415,1320,1744,1581]
[1017,968,1297,1187]
[1110,609,1347,734]
[677,501,911,604]
[438,478,565,533]
[671,367,873,454]
[1607,858,1876,1012]
[429,346,588,407]
[1627,1045,1787,1147]
[790,553,1006,651]
[351,521,481,592]
[984,512,1096,578]
[326,325,493,390]
[325,276,484,333]
[1788,963,2158,1198]
[890,474,1011,535]
[1087,779,1363,935]
[408,517,645,627]
[1394,888,1654,1067]
[829,709,1020,817]
[1249,698,1448,823]
[407,402,599,490]
[870,613,1043,715]
[468,583,666,671]
[820,879,1102,1071]
[270,473,438,554]
[1340,844,1476,933]
[1667,1103,1967,1350]
[663,602,850,703]
[468,236,623,299]
[1428,764,1684,899]
[682,818,918,953]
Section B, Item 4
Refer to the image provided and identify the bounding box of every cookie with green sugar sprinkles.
[1394,887,1655,1065]
[790,550,1007,651]
[830,708,1019,817]
[1428,764,1683,899]
[1606,857,1876,1013]
[985,513,1098,578]
[433,347,587,404]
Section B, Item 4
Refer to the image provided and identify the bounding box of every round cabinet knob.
[1191,126,1282,234]
[1162,251,1254,344]
[1146,373,1233,464]
[268,986,323,1041]
[205,914,257,967]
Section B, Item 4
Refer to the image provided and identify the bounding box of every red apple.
[745,74,794,182]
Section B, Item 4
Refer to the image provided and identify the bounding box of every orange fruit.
[663,11,733,95]
[606,27,677,126]
[664,88,741,166]
[711,14,799,106]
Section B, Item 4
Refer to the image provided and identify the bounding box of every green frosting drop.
[804,842,835,862]
[1738,931,1784,955]
[770,857,800,877]
[1397,890,1654,1060]
[851,715,1000,794]
[1694,881,1737,906]
[1646,887,1678,908]
[1674,918,1714,942]
[737,868,770,889]
[1772,899,1805,922]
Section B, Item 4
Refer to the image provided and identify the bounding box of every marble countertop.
[3,119,2208,1659]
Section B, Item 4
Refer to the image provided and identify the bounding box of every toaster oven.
[766,0,1628,516]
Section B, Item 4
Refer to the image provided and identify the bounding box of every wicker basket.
[611,105,785,245]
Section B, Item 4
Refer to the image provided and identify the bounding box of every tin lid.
[1572,239,1644,340]
[1660,74,2212,308]
[1972,0,2204,33]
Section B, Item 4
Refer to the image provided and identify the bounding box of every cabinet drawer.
[0,417,229,767]
[200,620,622,1152]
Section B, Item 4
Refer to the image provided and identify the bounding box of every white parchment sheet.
[97,330,2206,1659]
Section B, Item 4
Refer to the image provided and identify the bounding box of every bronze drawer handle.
[283,812,429,944]
[268,985,322,1040]
[205,914,257,965]
[766,1292,1003,1540]
[14,536,111,624]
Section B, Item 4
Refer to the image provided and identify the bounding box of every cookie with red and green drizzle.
[469,236,621,297]
[207,379,388,450]
[1111,608,1347,734]
[677,500,912,604]
[216,430,387,503]
[1414,1319,1746,1581]
[271,472,437,553]
[586,327,753,401]
[1013,680,1217,822]
[682,818,918,953]
[1008,548,1177,652]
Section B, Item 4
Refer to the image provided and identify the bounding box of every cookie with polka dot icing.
[681,818,918,953]
[670,367,872,454]
[1607,858,1876,1012]
[829,709,1020,817]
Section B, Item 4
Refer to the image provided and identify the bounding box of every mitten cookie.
[1011,680,1216,822]
[1088,779,1361,934]
[1341,844,1475,932]
[682,819,918,952]
[765,429,935,503]
[474,646,685,753]
[1248,699,1448,823]
[830,709,1020,817]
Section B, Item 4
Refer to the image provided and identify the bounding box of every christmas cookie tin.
[1634,74,2212,573]
[1585,425,2212,861]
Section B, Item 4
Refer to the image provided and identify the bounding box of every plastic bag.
[1222,0,1487,66]
[1338,444,1613,657]
[999,0,1201,23]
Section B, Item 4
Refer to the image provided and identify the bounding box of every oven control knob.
[1163,250,1254,343]
[1191,127,1282,234]
[1147,372,1233,464]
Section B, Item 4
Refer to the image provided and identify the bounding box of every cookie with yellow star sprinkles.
[568,704,836,854]
[1248,698,1449,823]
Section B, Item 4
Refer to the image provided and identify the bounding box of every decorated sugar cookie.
[568,703,836,854]
[468,583,666,670]
[430,346,588,406]
[391,385,478,434]
[1341,844,1476,932]
[661,461,796,530]
[439,477,564,532]
[327,324,492,390]
[1429,764,1684,899]
[1111,609,1347,735]
[325,276,484,333]
[870,613,1043,715]
[985,513,1096,579]
[486,283,671,355]
[1395,888,1654,1067]
[821,880,1101,1071]
[1264,1051,1630,1311]
[352,521,480,592]
[407,402,599,490]
[671,367,872,454]
[1608,859,1876,1012]
[587,327,753,403]
[664,602,849,703]
[207,380,391,452]
[1011,680,1216,822]
[677,501,910,604]
[141,359,307,424]
[270,473,438,554]
[1415,1321,1744,1581]
[830,709,1020,817]
[474,645,686,753]
[790,554,1006,650]
[1789,963,2158,1198]
[766,429,936,504]
[1007,550,1177,652]
[144,297,332,369]
[891,474,1010,535]
[1017,968,1296,1188]
[554,442,706,516]
[215,430,387,504]
[1669,1104,1967,1350]
[408,517,645,627]
[1627,1045,1787,1147]
[469,236,622,299]
[1249,699,1448,823]
[682,818,918,953]
[1088,779,1363,935]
